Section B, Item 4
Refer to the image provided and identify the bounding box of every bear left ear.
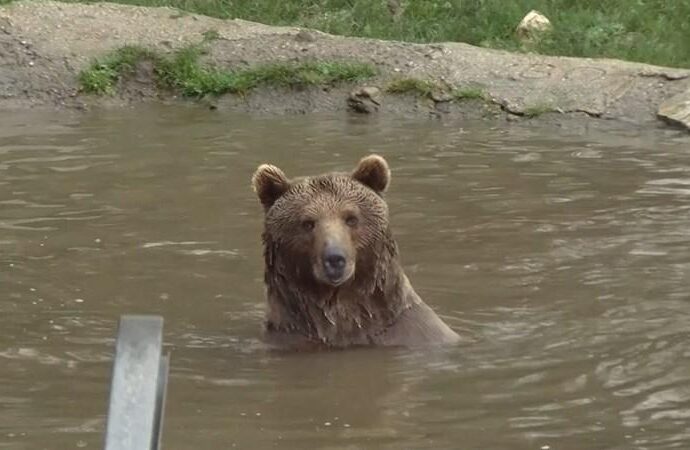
[252,164,290,210]
[352,154,390,193]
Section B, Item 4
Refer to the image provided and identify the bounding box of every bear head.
[252,155,392,289]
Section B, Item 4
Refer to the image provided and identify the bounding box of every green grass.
[154,45,234,96]
[453,86,487,101]
[46,0,690,69]
[385,78,439,97]
[79,45,157,94]
[79,43,376,96]
[386,78,491,104]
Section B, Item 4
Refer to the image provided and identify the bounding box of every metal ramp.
[104,315,170,450]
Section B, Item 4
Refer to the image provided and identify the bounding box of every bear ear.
[352,154,390,193]
[252,164,290,210]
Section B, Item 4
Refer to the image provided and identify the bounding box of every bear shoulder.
[374,277,461,347]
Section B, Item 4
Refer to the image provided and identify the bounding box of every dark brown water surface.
[2,105,690,450]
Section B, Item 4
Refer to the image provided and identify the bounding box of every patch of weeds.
[202,29,221,42]
[523,103,555,118]
[158,49,376,96]
[385,77,439,97]
[79,43,376,97]
[242,61,376,90]
[79,45,158,94]
[452,86,487,101]
[79,65,118,95]
[154,45,232,96]
[387,79,493,105]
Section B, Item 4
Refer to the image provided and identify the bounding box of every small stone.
[348,86,382,114]
[295,30,316,43]
[74,298,84,303]
[516,10,552,40]
[359,86,381,100]
[424,49,445,60]
[324,422,332,426]
[430,91,452,102]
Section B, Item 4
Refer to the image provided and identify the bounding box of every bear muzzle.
[318,243,355,287]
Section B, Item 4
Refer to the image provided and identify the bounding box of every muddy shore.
[1,1,689,130]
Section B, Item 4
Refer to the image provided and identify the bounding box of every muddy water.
[1,105,690,450]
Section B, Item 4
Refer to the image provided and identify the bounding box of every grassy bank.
[79,44,376,96]
[44,0,690,69]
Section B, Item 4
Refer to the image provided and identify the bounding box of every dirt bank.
[1,1,689,130]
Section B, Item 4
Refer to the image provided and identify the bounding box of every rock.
[295,30,316,43]
[657,89,690,131]
[430,91,452,103]
[516,10,552,41]
[348,86,382,114]
[424,44,448,60]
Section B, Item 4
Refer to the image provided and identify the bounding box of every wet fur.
[253,156,460,349]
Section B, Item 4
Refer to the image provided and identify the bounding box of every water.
[1,105,690,450]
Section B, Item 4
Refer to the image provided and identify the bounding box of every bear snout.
[319,243,354,286]
[324,246,346,273]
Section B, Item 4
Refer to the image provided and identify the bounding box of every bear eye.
[345,215,359,227]
[301,219,315,232]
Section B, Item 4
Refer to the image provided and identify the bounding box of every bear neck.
[263,232,415,346]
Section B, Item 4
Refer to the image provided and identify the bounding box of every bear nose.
[323,246,347,279]
[325,252,346,270]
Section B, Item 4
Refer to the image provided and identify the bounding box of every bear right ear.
[252,164,290,210]
[352,154,390,194]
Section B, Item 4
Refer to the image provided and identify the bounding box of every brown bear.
[251,154,460,349]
